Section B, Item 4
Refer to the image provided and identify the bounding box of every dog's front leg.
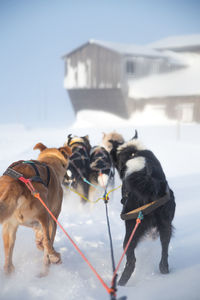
[2,218,18,275]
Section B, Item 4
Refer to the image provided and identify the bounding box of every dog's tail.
[0,184,22,224]
[98,173,109,188]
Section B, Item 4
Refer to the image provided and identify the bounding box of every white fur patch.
[98,174,109,188]
[117,139,146,153]
[125,156,146,177]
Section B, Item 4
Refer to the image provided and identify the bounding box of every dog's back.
[0,143,72,275]
[110,133,176,285]
[63,135,91,202]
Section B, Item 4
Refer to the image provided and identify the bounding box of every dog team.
[0,130,175,285]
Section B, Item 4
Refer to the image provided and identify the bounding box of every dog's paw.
[4,264,15,275]
[49,251,62,264]
[118,261,135,286]
[159,261,169,274]
[37,268,49,278]
[118,276,128,286]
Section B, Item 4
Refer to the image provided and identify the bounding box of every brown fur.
[102,131,125,152]
[0,143,72,276]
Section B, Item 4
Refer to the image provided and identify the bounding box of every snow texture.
[148,34,200,50]
[0,111,200,300]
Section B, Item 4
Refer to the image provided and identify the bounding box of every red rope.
[19,177,114,296]
[111,218,141,288]
[19,177,142,298]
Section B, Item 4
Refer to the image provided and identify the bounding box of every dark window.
[126,61,134,74]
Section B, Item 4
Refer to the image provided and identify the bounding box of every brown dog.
[0,143,72,275]
[102,131,125,152]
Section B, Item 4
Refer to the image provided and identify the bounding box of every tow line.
[17,175,143,300]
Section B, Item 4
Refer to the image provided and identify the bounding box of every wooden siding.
[68,88,129,118]
[64,43,121,89]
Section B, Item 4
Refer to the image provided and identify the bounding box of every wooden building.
[63,36,200,122]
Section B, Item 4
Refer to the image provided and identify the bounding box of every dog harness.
[120,186,170,220]
[3,160,50,187]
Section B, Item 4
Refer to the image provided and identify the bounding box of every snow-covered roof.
[149,34,200,51]
[128,53,200,98]
[63,40,167,59]
[89,39,166,58]
[63,34,200,60]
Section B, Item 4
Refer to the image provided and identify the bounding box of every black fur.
[63,135,91,203]
[110,135,176,286]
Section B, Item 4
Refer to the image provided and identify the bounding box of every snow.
[89,40,166,58]
[63,39,167,59]
[0,111,200,300]
[148,34,200,50]
[128,52,200,98]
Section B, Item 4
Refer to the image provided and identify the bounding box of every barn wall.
[64,44,122,89]
[68,88,129,118]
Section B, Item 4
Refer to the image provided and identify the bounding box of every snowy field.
[0,111,200,300]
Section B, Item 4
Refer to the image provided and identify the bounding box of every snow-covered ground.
[0,111,200,300]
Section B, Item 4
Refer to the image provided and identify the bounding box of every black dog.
[63,134,91,203]
[110,131,176,286]
[89,146,114,200]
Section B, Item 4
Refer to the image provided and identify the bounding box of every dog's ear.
[33,143,47,152]
[102,132,106,138]
[59,146,72,159]
[63,134,72,147]
[83,135,89,142]
[132,130,138,140]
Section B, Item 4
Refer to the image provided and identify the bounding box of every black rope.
[105,202,116,273]
[105,201,118,300]
[103,167,118,299]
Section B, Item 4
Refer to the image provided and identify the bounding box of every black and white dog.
[89,146,114,200]
[110,131,176,286]
[63,134,91,203]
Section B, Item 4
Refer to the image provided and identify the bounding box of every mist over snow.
[0,110,200,300]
